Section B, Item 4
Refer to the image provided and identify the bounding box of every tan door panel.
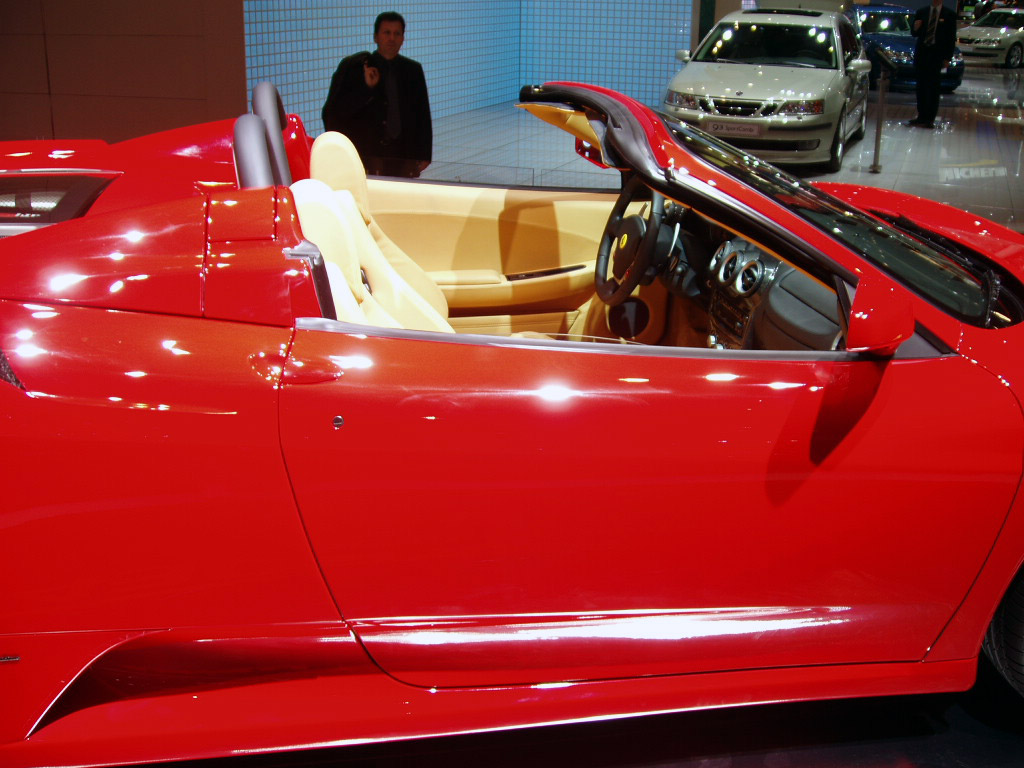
[366,180,615,311]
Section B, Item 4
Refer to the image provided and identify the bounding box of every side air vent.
[718,252,740,284]
[736,259,765,296]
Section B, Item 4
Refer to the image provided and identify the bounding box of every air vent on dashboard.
[736,260,764,296]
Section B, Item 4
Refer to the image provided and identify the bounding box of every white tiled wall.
[244,1,692,136]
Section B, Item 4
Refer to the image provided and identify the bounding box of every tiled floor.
[424,65,1024,231]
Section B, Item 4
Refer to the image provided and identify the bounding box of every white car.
[662,8,871,172]
[957,7,1024,68]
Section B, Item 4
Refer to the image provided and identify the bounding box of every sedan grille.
[700,98,778,117]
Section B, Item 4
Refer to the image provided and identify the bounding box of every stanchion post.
[870,71,888,173]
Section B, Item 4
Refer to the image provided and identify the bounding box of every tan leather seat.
[308,131,449,320]
[291,178,454,334]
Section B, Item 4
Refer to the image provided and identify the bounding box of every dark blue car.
[847,2,965,91]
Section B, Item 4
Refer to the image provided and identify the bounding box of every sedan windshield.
[975,11,1024,28]
[694,21,838,69]
[663,118,1022,328]
[858,10,913,35]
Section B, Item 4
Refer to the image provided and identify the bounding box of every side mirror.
[848,57,872,75]
[843,276,915,358]
[676,49,691,63]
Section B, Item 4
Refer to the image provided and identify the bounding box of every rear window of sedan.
[694,20,838,69]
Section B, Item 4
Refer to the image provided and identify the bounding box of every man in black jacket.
[322,12,432,177]
[908,0,958,129]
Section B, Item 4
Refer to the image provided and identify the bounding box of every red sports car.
[2,81,1024,768]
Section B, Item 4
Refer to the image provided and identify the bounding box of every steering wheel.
[595,174,665,306]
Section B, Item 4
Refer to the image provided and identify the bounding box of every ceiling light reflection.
[329,354,373,370]
[49,273,87,292]
[162,340,191,356]
[533,384,579,403]
[14,343,45,358]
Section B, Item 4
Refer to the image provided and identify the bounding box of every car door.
[278,317,1022,689]
[839,15,869,132]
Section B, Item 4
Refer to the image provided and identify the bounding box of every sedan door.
[279,321,1021,688]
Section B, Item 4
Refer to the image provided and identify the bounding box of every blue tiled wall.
[244,1,692,135]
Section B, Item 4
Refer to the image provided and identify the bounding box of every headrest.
[233,114,276,189]
[252,81,293,185]
[309,131,371,221]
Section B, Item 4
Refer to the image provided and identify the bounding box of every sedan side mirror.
[676,49,691,63]
[847,58,872,75]
[843,276,915,358]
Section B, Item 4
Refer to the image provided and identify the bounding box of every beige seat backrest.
[309,131,449,319]
[291,178,454,334]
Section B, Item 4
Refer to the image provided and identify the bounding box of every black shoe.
[914,122,935,129]
[906,118,925,126]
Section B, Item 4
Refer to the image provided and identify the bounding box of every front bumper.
[958,40,1010,61]
[661,106,836,165]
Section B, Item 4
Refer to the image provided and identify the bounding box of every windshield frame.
[661,116,1020,328]
[693,19,840,69]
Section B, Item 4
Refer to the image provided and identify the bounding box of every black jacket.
[322,51,432,163]
[912,3,958,61]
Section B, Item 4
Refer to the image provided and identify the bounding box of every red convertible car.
[3,81,1024,767]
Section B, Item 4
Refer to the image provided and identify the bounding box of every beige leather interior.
[308,131,449,319]
[290,178,454,334]
[363,179,616,314]
[302,128,670,345]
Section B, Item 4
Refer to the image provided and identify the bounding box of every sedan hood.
[668,62,840,100]
[959,26,1010,41]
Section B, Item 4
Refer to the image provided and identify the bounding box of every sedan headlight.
[664,90,699,109]
[880,45,914,65]
[974,38,1002,47]
[778,99,825,115]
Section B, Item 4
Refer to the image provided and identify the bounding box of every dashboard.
[703,237,842,351]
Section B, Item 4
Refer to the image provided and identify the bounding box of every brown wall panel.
[0,1,44,34]
[0,0,244,142]
[0,35,50,94]
[50,95,210,143]
[42,0,208,36]
[47,36,206,99]
[0,94,54,141]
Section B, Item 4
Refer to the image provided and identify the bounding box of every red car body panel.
[2,82,1024,766]
[281,328,1021,688]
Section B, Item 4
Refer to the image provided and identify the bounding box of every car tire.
[825,109,846,173]
[983,568,1024,698]
[1007,43,1023,69]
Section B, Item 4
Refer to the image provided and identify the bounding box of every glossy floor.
[424,65,1024,232]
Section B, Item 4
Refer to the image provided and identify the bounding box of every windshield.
[976,11,1024,28]
[662,118,1022,328]
[858,10,913,35]
[694,20,838,69]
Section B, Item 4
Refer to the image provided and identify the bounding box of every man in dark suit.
[908,0,958,129]
[322,12,432,177]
